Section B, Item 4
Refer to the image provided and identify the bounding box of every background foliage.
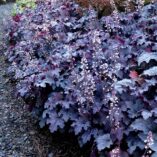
[12,0,36,15]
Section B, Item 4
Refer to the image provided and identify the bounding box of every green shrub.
[12,0,36,15]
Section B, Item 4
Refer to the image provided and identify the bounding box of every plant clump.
[4,0,157,156]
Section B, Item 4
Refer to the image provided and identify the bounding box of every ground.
[0,3,50,157]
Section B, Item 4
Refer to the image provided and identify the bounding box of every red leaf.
[129,70,139,79]
[13,15,21,22]
[115,36,125,44]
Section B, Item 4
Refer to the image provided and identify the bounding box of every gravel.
[0,55,38,156]
[0,3,13,40]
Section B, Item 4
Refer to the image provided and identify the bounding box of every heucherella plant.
[4,0,157,156]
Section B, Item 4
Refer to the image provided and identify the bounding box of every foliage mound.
[5,0,157,156]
